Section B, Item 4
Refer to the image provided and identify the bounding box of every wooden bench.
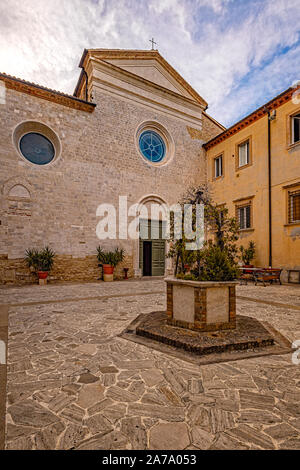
[254,268,282,287]
[239,272,254,285]
[239,267,282,286]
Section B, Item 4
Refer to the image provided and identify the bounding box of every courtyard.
[0,279,300,450]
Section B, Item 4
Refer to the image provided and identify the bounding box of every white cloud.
[0,0,299,126]
[196,0,232,14]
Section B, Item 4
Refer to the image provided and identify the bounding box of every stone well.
[165,277,238,332]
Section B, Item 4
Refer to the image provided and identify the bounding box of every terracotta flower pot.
[103,264,114,275]
[38,271,48,280]
[102,264,114,282]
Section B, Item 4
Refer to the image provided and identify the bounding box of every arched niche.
[8,184,31,199]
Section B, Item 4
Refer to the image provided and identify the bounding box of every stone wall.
[187,114,223,143]
[0,77,221,284]
[0,254,134,285]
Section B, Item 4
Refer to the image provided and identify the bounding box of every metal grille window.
[289,190,300,223]
[292,113,300,144]
[238,205,251,229]
[214,155,223,177]
[139,130,166,163]
[238,140,249,167]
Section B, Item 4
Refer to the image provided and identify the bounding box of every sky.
[0,0,299,127]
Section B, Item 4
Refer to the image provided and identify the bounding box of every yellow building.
[205,85,300,280]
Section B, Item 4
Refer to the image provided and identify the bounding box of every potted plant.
[25,246,55,282]
[96,246,125,281]
[239,241,255,273]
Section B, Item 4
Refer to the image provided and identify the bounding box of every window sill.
[287,141,300,151]
[236,163,252,171]
[212,175,224,181]
[238,228,254,233]
[284,222,300,227]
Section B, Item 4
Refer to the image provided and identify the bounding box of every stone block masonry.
[0,63,221,284]
[0,254,134,284]
[165,278,237,332]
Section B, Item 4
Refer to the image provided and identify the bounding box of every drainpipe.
[265,107,273,267]
[268,110,272,267]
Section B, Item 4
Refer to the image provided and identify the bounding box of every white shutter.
[239,141,249,166]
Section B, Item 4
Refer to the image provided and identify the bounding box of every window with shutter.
[237,204,251,229]
[289,190,300,223]
[214,155,223,178]
[292,113,300,144]
[246,205,251,227]
[238,140,249,167]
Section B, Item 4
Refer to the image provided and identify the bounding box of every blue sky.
[0,0,299,126]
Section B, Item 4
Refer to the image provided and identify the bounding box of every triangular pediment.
[79,49,207,107]
[105,58,193,99]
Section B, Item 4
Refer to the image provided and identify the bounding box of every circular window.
[136,121,174,167]
[139,130,166,163]
[13,121,61,166]
[19,132,55,165]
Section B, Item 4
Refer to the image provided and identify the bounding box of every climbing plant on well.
[167,184,240,281]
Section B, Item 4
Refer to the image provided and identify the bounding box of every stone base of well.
[134,312,275,355]
[166,277,237,332]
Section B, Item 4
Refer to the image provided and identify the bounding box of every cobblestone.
[1,279,300,449]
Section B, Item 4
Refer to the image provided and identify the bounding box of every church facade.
[0,49,223,284]
[1,49,299,285]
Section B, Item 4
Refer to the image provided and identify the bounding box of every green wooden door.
[151,239,165,276]
[139,219,165,276]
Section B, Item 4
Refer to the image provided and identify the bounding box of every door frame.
[134,194,172,277]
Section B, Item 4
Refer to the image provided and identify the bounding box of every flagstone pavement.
[1,279,300,450]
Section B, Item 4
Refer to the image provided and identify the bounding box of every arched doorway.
[135,195,170,277]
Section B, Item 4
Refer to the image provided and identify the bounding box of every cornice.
[282,181,300,190]
[91,73,203,128]
[75,48,208,108]
[204,85,300,150]
[91,58,204,111]
[0,72,96,113]
[233,195,255,203]
[202,111,225,131]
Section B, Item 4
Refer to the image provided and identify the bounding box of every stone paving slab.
[135,312,277,354]
[1,280,300,450]
[0,279,164,305]
[236,284,300,307]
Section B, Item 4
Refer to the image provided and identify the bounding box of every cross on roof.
[149,38,158,50]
